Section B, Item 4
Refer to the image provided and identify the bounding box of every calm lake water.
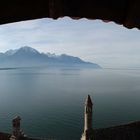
[0,67,140,140]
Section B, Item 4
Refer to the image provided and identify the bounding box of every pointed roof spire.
[85,95,93,106]
[13,116,21,122]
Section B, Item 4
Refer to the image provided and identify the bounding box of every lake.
[0,67,140,140]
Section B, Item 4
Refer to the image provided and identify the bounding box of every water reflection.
[0,68,140,140]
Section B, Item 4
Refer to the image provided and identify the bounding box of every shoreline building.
[81,95,93,140]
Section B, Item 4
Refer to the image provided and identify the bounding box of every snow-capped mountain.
[5,49,17,56]
[0,46,101,68]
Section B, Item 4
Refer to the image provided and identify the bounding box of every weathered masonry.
[0,95,140,140]
[81,95,93,140]
[0,0,140,29]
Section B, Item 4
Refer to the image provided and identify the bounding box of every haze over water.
[0,17,140,140]
[0,67,140,140]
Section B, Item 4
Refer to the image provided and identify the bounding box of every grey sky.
[0,17,140,68]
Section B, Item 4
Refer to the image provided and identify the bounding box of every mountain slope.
[0,46,101,68]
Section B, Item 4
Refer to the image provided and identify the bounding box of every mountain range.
[0,46,101,68]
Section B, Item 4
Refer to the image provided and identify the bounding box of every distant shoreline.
[0,68,18,70]
[0,65,102,70]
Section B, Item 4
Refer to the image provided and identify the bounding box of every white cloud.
[0,17,140,68]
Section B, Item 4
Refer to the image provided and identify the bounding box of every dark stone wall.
[0,0,140,29]
[0,132,10,140]
[94,121,140,140]
[1,121,140,140]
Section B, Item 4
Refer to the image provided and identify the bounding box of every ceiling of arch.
[0,0,140,29]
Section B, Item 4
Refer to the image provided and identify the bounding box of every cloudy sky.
[0,17,140,68]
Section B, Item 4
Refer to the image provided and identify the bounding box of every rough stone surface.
[1,121,140,140]
[0,0,140,29]
[81,95,93,140]
[94,121,140,140]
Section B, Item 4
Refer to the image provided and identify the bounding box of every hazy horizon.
[0,17,140,139]
[0,17,140,68]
